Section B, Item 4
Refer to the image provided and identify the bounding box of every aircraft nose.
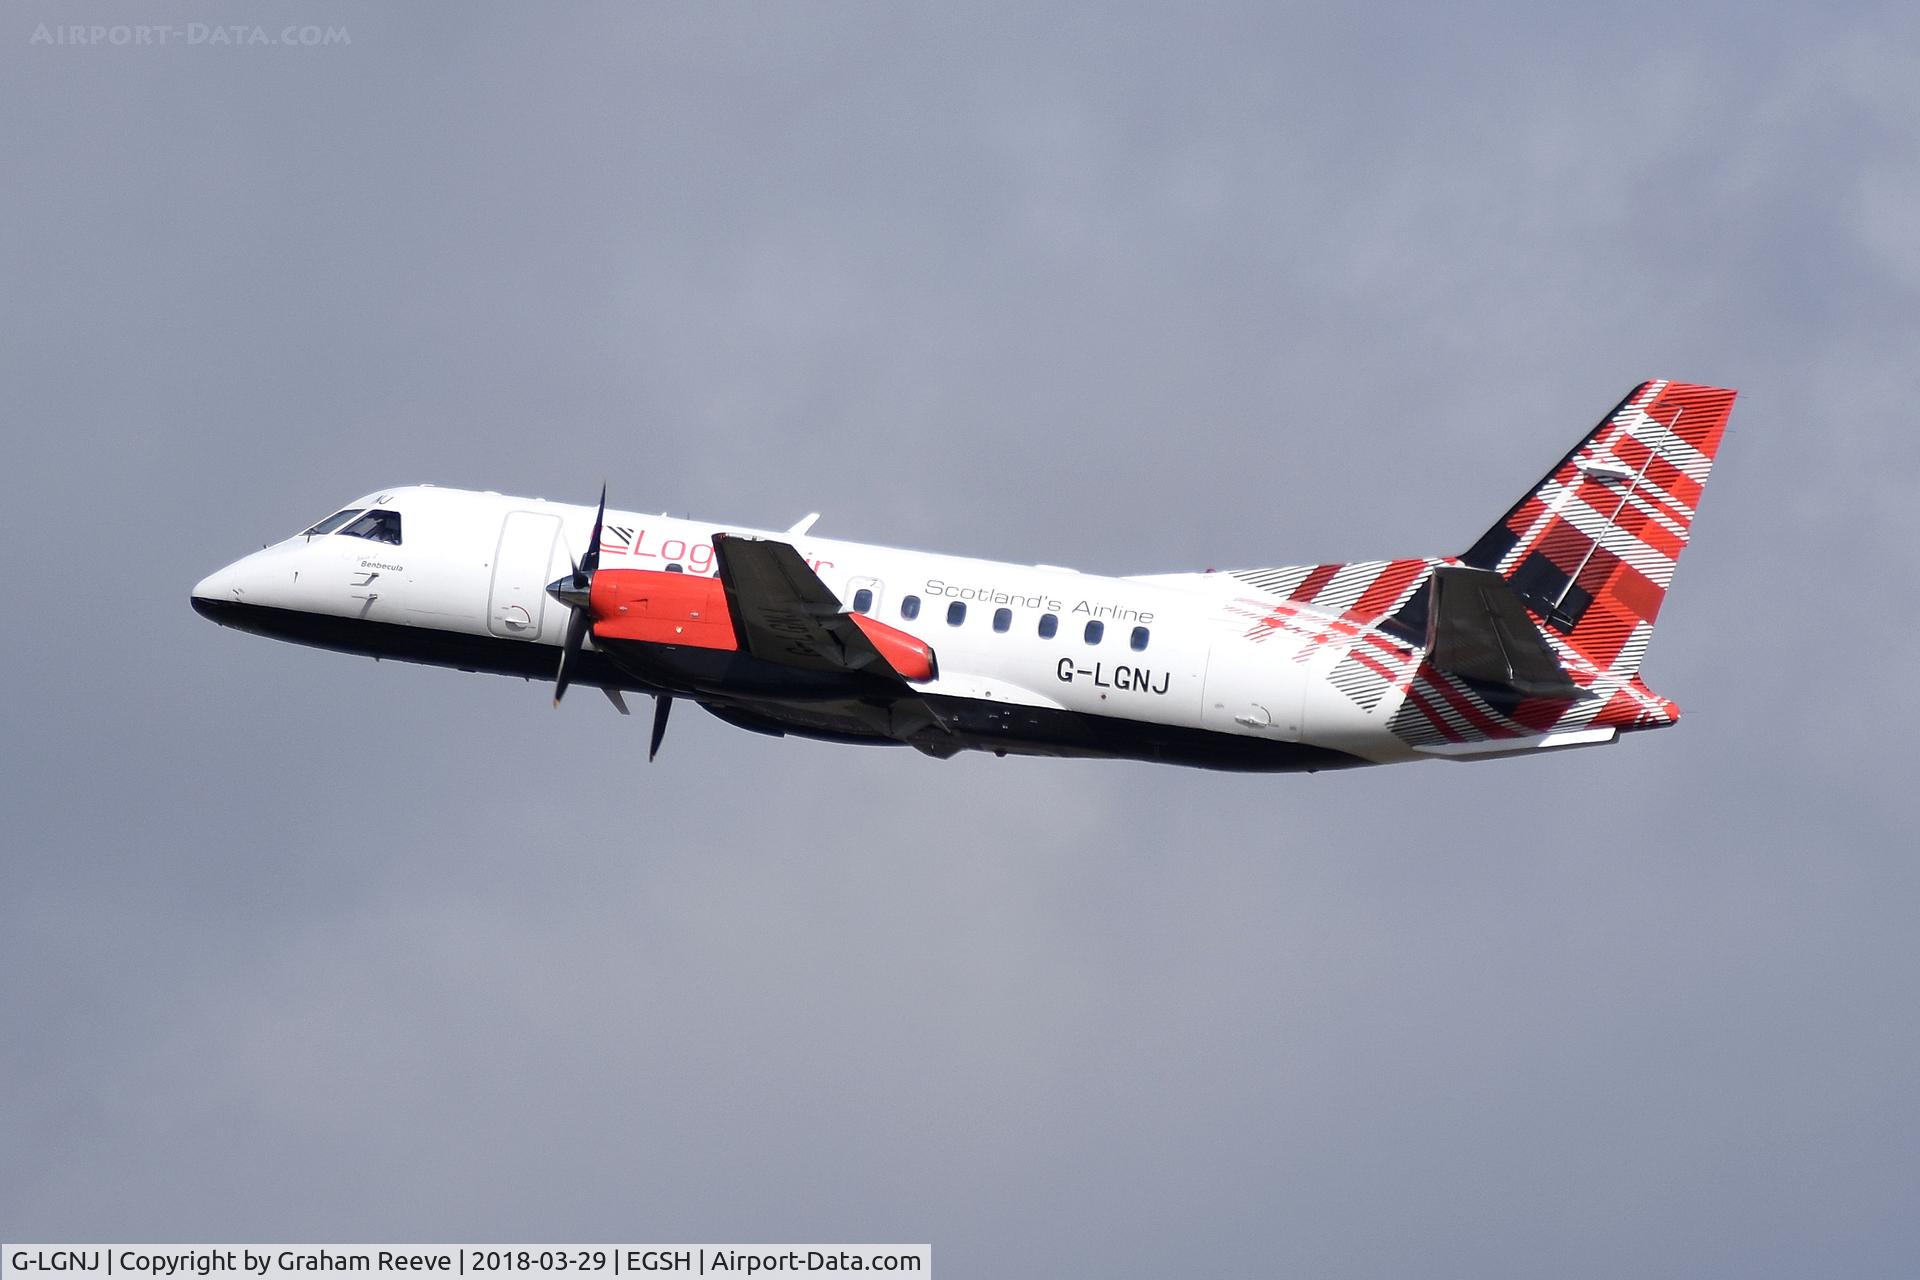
[190,559,248,622]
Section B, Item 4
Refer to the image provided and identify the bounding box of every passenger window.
[340,509,402,545]
[852,588,873,614]
[993,607,1012,633]
[1038,613,1058,639]
[947,601,966,626]
[900,595,920,620]
[302,509,363,537]
[1130,626,1150,652]
[1084,620,1104,645]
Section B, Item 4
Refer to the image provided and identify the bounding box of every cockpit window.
[302,509,364,537]
[340,509,403,545]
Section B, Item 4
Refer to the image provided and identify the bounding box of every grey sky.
[4,3,1917,1275]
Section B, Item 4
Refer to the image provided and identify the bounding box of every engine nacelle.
[848,614,936,682]
[590,569,738,650]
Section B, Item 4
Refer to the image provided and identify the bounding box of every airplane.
[191,379,1736,772]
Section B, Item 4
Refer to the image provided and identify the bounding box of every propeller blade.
[648,693,673,762]
[552,607,590,706]
[580,482,607,578]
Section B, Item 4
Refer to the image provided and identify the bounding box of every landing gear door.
[488,511,562,639]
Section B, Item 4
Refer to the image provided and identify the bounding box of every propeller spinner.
[547,483,607,707]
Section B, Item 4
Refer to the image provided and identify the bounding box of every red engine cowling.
[590,569,738,650]
[586,569,936,682]
[849,614,936,683]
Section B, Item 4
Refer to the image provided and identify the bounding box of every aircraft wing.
[710,533,949,740]
[710,532,912,680]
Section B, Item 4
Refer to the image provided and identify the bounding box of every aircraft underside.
[191,595,1366,772]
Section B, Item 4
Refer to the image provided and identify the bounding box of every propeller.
[649,694,673,762]
[545,485,677,762]
[548,483,606,707]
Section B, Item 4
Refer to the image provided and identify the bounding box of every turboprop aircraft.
[191,380,1736,772]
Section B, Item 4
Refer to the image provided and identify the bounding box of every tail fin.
[1462,380,1737,679]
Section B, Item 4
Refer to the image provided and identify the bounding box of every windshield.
[302,509,364,537]
[300,507,403,544]
[339,509,403,545]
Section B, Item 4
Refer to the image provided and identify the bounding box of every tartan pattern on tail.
[1222,568,1688,749]
[1461,380,1737,677]
[1220,380,1734,749]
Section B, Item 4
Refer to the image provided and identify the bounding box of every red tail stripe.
[1289,563,1340,602]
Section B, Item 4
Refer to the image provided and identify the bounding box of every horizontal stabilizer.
[1413,726,1617,760]
[1426,566,1584,700]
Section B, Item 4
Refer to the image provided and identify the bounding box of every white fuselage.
[196,380,1738,770]
[190,484,1469,770]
